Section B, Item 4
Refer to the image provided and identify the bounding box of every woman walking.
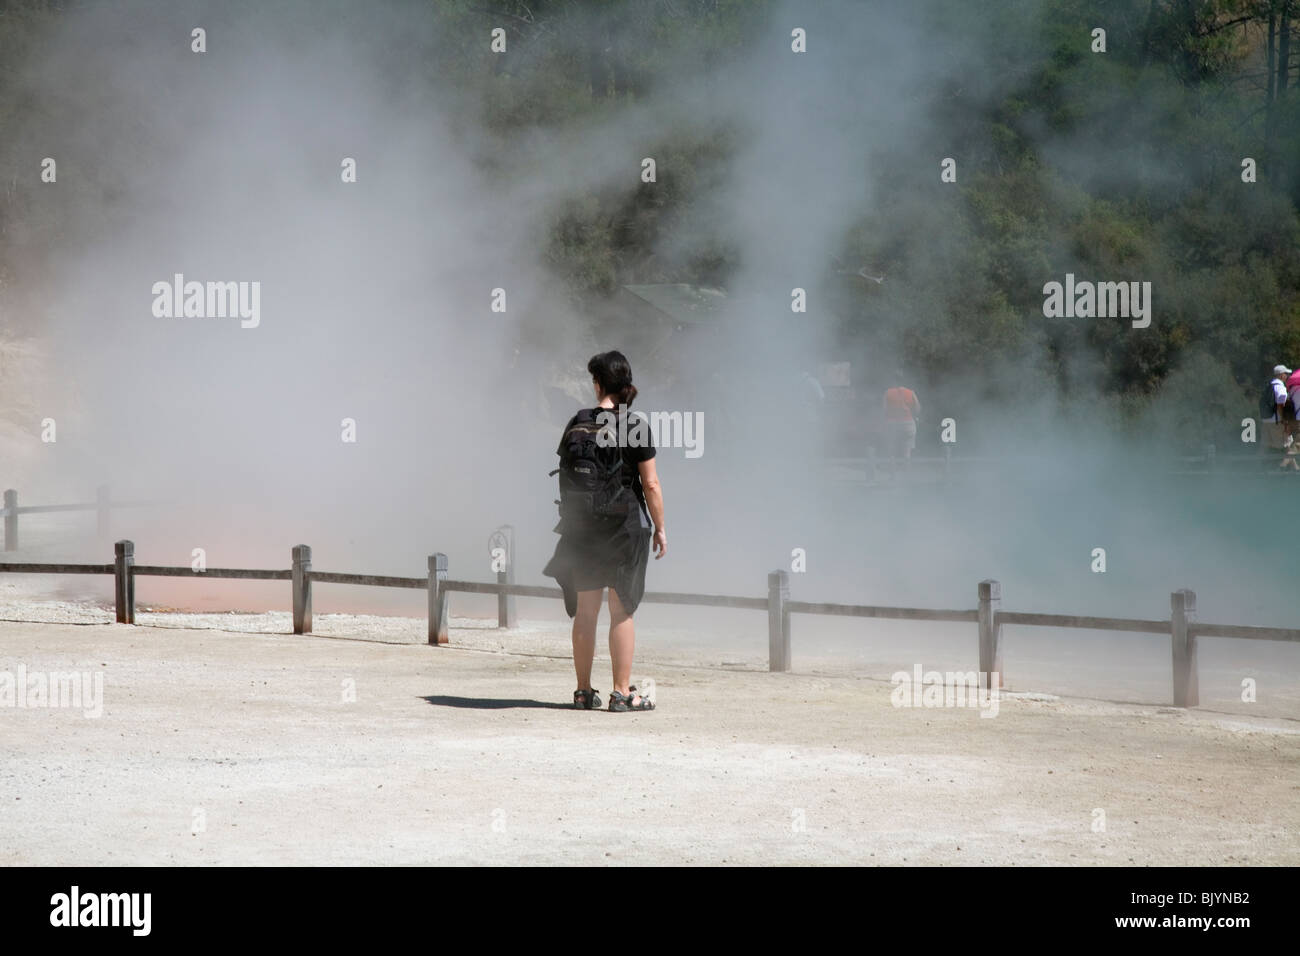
[543,351,667,712]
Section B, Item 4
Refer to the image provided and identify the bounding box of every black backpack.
[550,410,631,531]
[1261,381,1280,420]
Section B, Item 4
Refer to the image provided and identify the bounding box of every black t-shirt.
[557,407,656,510]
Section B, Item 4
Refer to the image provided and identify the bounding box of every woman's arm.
[638,457,667,559]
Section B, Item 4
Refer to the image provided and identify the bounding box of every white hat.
[1274,365,1292,377]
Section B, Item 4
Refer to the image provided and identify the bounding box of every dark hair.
[588,350,638,407]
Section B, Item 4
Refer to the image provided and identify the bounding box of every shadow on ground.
[420,695,573,710]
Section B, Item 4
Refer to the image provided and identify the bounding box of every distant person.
[1287,366,1300,406]
[798,369,828,454]
[543,350,666,712]
[882,373,920,474]
[800,369,826,416]
[1284,366,1300,469]
[1261,364,1291,453]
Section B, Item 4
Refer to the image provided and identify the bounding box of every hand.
[652,528,667,559]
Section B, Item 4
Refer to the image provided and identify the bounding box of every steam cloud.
[1,0,1294,674]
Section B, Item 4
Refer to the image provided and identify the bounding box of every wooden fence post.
[3,489,15,551]
[768,569,790,672]
[1171,588,1198,707]
[493,525,516,628]
[497,567,515,627]
[292,545,312,635]
[428,552,449,645]
[96,484,111,540]
[978,579,1002,689]
[114,539,135,624]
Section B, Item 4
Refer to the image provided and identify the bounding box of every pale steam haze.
[1,0,1296,677]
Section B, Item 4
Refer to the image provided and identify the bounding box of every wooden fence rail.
[0,562,115,574]
[1190,622,1300,642]
[2,538,1299,708]
[1,485,158,551]
[995,611,1168,633]
[132,566,292,580]
[310,571,425,589]
[786,600,977,622]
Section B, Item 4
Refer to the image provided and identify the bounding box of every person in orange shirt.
[882,374,920,474]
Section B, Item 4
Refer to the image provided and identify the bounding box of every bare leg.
[607,588,644,703]
[572,588,603,690]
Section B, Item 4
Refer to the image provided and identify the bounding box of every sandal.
[573,688,602,710]
[608,689,654,712]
